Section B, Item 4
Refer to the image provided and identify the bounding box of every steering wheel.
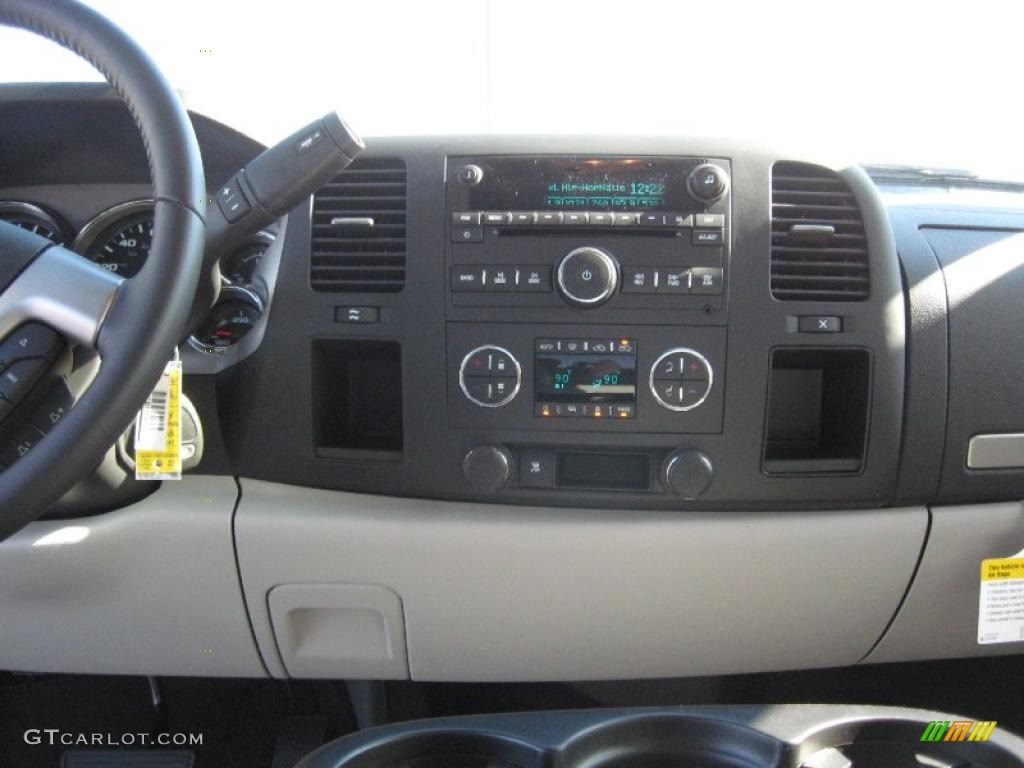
[0,0,205,539]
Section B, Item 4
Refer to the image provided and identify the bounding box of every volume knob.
[557,246,619,308]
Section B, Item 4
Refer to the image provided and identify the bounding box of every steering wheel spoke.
[0,238,124,349]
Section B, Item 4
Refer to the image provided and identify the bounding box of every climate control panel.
[448,323,726,435]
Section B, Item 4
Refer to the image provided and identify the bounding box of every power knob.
[687,163,729,204]
[661,450,714,501]
[462,445,512,494]
[556,246,619,308]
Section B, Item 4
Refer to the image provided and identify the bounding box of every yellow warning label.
[135,361,182,480]
[981,558,1024,582]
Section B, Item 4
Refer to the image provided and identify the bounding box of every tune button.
[459,345,522,408]
[650,347,713,411]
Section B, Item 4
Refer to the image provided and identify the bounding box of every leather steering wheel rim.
[0,0,205,539]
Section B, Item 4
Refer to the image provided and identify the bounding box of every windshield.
[1,0,1022,182]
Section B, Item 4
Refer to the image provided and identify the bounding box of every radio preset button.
[695,212,725,227]
[666,213,694,227]
[537,211,563,225]
[557,246,619,308]
[509,211,536,225]
[588,212,613,226]
[563,211,588,226]
[639,212,666,227]
[613,212,640,226]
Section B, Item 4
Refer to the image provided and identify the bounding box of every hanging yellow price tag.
[134,357,182,481]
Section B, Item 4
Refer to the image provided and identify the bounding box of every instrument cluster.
[0,198,274,353]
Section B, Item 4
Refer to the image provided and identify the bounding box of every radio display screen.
[463,156,697,211]
[535,340,637,408]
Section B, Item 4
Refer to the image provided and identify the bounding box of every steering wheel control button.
[0,359,47,405]
[650,348,713,411]
[216,175,252,223]
[27,380,74,434]
[0,422,45,467]
[459,345,521,407]
[520,449,555,489]
[0,323,61,368]
[557,247,619,308]
[662,449,714,500]
[462,445,512,493]
[688,163,729,203]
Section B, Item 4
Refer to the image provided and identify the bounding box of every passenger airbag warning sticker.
[978,558,1024,644]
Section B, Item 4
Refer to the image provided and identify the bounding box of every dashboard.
[2,83,1024,683]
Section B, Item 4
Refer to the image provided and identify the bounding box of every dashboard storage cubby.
[763,348,871,475]
[295,706,1024,768]
[312,339,403,460]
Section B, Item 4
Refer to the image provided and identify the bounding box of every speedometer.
[73,200,154,278]
[84,214,153,278]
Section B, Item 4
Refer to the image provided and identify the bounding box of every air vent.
[771,161,869,301]
[311,158,407,292]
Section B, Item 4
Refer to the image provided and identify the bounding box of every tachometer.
[73,200,154,278]
[0,201,71,245]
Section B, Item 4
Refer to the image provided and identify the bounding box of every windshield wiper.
[862,163,1024,191]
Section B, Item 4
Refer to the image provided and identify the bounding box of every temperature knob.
[688,163,729,203]
[556,246,619,308]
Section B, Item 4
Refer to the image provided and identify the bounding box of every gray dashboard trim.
[0,476,265,677]
[865,500,1024,664]
[236,479,927,681]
